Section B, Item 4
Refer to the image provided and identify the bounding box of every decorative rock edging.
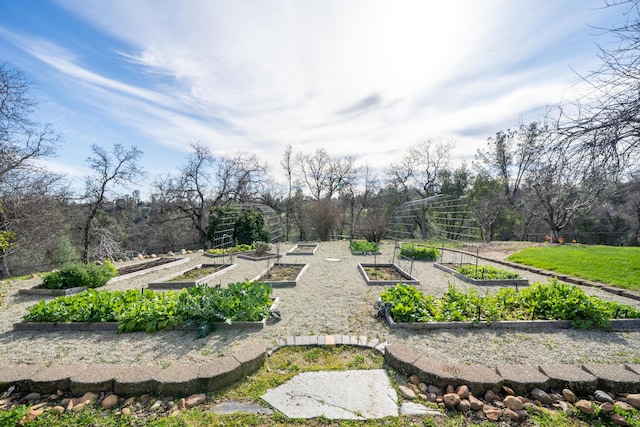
[2,337,639,405]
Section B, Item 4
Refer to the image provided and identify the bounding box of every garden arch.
[209,203,283,250]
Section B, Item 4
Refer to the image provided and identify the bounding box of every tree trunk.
[0,252,9,279]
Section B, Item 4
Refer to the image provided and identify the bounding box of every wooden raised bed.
[250,263,309,287]
[109,257,189,283]
[434,263,529,287]
[358,263,419,286]
[286,244,318,256]
[148,263,236,289]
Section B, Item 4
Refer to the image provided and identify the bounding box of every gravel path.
[1,241,639,368]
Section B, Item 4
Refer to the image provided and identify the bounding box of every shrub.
[399,243,439,260]
[41,261,117,289]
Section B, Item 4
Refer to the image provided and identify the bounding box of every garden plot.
[148,263,236,289]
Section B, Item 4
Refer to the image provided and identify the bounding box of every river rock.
[562,389,577,403]
[443,393,460,408]
[483,406,501,421]
[418,383,427,392]
[399,386,416,400]
[79,392,98,404]
[531,388,553,405]
[457,399,471,412]
[185,393,206,408]
[456,385,469,399]
[504,395,524,411]
[576,399,594,414]
[625,394,640,409]
[616,401,634,412]
[595,390,614,403]
[469,395,484,411]
[51,406,65,415]
[610,413,630,426]
[408,374,420,385]
[427,385,441,394]
[504,408,520,421]
[24,392,41,402]
[600,402,615,413]
[101,394,119,409]
[484,389,497,402]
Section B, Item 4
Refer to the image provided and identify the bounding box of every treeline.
[3,1,640,277]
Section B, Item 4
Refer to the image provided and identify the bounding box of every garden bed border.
[250,263,309,287]
[147,263,237,289]
[434,262,529,287]
[109,257,189,283]
[285,243,318,256]
[358,263,419,286]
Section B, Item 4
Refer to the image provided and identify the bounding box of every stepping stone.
[261,369,398,419]
[212,401,273,415]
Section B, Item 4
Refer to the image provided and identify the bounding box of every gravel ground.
[1,241,639,368]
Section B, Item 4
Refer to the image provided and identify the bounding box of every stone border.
[433,262,529,287]
[13,298,280,333]
[147,263,237,289]
[358,263,419,286]
[250,263,309,287]
[383,310,640,331]
[2,336,640,396]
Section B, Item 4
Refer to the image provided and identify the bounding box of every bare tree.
[0,63,58,278]
[81,144,144,263]
[159,142,268,247]
[280,144,294,240]
[297,148,356,200]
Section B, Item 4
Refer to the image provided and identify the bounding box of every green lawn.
[507,245,640,291]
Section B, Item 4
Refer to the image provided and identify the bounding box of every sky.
[0,0,626,198]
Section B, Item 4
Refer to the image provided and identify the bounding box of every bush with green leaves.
[350,240,379,253]
[399,243,440,260]
[379,280,640,328]
[23,280,274,337]
[206,243,254,255]
[456,264,521,280]
[41,261,117,289]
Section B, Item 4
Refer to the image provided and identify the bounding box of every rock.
[616,401,634,412]
[196,249,204,253]
[137,253,145,260]
[122,407,131,416]
[418,393,427,401]
[427,392,437,402]
[418,383,427,393]
[443,393,460,408]
[60,398,71,407]
[29,408,44,418]
[95,260,103,266]
[475,409,486,420]
[524,402,540,413]
[101,394,119,409]
[149,400,163,411]
[24,392,41,402]
[576,399,594,414]
[625,394,640,409]
[180,249,187,255]
[504,408,520,421]
[610,413,630,426]
[562,388,577,403]
[399,385,416,400]
[504,395,524,411]
[66,398,77,411]
[549,392,563,403]
[457,399,471,412]
[456,385,469,399]
[484,389,497,402]
[408,374,420,385]
[167,251,175,256]
[51,406,65,415]
[531,388,553,405]
[445,385,455,394]
[502,385,514,395]
[185,393,206,408]
[600,402,615,413]
[427,385,441,394]
[595,390,614,403]
[483,406,501,421]
[556,401,572,415]
[469,395,484,411]
[409,383,419,393]
[400,401,443,416]
[150,254,158,258]
[79,392,98,404]
[170,409,181,416]
[71,402,87,412]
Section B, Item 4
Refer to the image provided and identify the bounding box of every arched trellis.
[388,195,481,242]
[210,203,283,250]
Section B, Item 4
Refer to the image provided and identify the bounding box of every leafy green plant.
[23,281,274,337]
[41,261,117,289]
[253,241,271,256]
[399,243,439,260]
[350,240,379,253]
[456,264,521,280]
[379,280,640,328]
[206,243,254,255]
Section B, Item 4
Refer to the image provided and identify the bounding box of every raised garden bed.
[14,298,280,332]
[397,243,440,261]
[18,285,88,297]
[251,263,309,287]
[109,257,189,283]
[148,263,236,289]
[434,263,529,287]
[237,252,280,261]
[286,243,318,256]
[350,240,381,255]
[204,244,255,258]
[358,263,419,286]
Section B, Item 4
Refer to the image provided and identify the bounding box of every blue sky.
[0,0,624,197]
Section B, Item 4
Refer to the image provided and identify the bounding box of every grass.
[507,245,640,291]
[4,346,640,426]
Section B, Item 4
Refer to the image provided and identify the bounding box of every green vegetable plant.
[41,261,117,289]
[23,281,274,337]
[206,243,254,255]
[379,280,640,328]
[399,243,439,260]
[456,264,521,280]
[350,240,379,253]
